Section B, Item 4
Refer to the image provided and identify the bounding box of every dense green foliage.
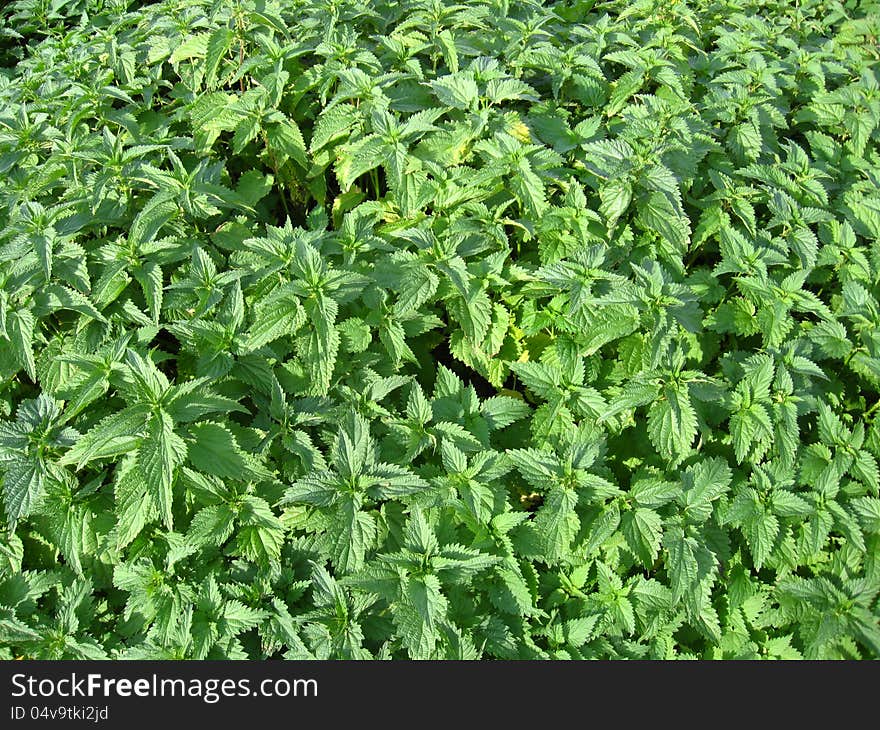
[1,0,879,660]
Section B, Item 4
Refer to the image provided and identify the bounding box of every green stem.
[864,398,880,420]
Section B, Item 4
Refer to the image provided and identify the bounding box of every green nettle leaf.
[2,459,45,525]
[61,406,151,468]
[395,264,439,316]
[6,310,37,380]
[243,291,305,352]
[581,305,641,355]
[682,457,731,522]
[0,0,877,662]
[428,72,479,110]
[187,423,251,480]
[138,411,187,529]
[233,496,284,568]
[637,192,690,255]
[664,528,700,604]
[332,497,376,574]
[305,293,340,395]
[622,507,663,567]
[600,181,632,227]
[647,385,697,460]
[533,488,579,564]
[204,27,234,90]
[268,119,308,168]
[114,458,152,549]
[130,197,178,246]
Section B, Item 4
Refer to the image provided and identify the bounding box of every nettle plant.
[0,0,879,660]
